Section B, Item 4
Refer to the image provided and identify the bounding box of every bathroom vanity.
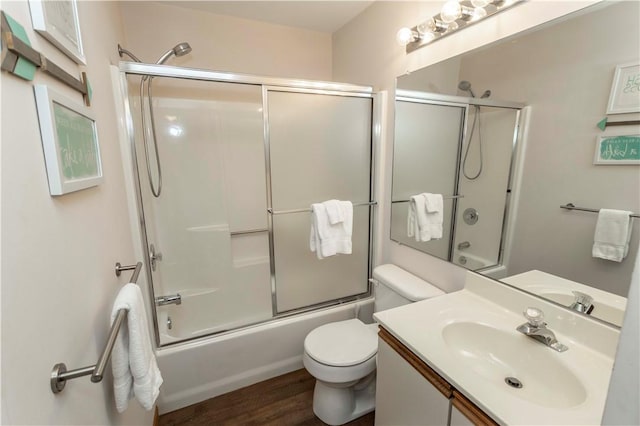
[373,273,620,425]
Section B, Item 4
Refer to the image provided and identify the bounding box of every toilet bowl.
[303,264,445,425]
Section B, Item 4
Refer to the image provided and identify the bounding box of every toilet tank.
[372,264,445,312]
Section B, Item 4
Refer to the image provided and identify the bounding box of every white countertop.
[374,272,619,426]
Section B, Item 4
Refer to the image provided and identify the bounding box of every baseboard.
[158,355,303,414]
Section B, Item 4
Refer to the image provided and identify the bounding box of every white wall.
[1,1,152,425]
[333,0,599,292]
[118,1,332,81]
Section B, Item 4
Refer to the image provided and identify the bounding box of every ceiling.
[163,1,374,33]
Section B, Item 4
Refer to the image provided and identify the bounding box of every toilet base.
[312,373,376,426]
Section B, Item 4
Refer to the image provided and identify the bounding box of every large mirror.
[392,1,640,327]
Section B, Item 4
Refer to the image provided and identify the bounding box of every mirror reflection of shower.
[118,42,193,197]
[458,80,490,181]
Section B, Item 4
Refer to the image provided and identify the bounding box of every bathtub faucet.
[155,293,182,306]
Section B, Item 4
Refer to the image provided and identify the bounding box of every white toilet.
[303,264,445,425]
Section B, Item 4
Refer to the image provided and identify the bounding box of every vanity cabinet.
[377,327,498,426]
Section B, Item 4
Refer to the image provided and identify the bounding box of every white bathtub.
[155,298,374,414]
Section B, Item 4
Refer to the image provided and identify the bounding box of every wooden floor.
[159,369,375,426]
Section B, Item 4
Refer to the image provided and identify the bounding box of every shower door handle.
[149,244,163,271]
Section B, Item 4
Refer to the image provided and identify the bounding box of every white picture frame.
[34,85,103,195]
[28,0,85,64]
[593,134,640,165]
[606,62,640,114]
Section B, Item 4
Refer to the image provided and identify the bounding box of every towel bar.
[560,203,639,218]
[50,261,143,394]
[391,195,464,203]
[268,201,377,215]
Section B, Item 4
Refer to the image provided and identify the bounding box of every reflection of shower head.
[156,42,192,64]
[458,80,476,98]
[481,90,491,99]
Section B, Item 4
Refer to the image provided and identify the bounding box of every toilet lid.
[304,319,378,367]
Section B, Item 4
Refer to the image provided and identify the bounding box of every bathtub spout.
[156,293,182,306]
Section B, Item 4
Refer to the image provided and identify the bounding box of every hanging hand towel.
[422,193,444,240]
[407,194,431,242]
[111,283,163,413]
[310,201,353,259]
[592,209,634,262]
[323,199,345,225]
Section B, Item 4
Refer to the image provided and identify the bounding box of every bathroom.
[1,0,638,425]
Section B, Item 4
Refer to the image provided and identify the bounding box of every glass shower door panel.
[267,90,372,312]
[453,107,519,270]
[391,101,464,260]
[126,76,271,344]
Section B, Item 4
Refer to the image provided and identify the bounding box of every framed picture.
[34,85,103,195]
[594,134,640,165]
[606,62,640,114]
[28,0,85,64]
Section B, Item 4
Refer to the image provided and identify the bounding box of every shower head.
[458,80,476,98]
[156,42,192,65]
[480,90,491,99]
[118,44,142,62]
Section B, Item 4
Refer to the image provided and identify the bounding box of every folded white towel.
[407,193,443,241]
[323,199,345,225]
[592,209,634,262]
[422,193,444,240]
[111,283,163,413]
[407,194,430,242]
[310,201,353,259]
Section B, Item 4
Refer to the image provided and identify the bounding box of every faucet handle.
[523,307,545,327]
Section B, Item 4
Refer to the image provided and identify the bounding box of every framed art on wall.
[606,62,640,114]
[594,134,640,165]
[28,0,85,64]
[34,85,103,195]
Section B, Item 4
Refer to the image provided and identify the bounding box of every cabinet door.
[450,405,475,426]
[375,338,450,425]
[451,391,498,426]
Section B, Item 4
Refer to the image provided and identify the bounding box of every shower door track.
[118,62,378,347]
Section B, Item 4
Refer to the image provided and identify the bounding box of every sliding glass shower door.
[123,68,375,346]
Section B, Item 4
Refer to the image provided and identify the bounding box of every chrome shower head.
[458,80,476,98]
[480,90,491,99]
[156,42,192,65]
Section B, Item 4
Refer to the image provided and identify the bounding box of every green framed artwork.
[34,85,103,195]
[594,135,640,165]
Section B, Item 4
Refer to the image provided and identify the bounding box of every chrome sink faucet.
[517,307,568,352]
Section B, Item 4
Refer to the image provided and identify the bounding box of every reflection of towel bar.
[230,228,269,236]
[50,262,143,394]
[268,201,377,215]
[392,195,464,204]
[560,203,639,218]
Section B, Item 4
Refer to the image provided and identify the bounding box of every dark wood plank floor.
[160,369,375,426]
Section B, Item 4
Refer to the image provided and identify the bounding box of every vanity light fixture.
[396,0,523,53]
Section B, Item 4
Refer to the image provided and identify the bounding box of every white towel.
[407,193,443,241]
[323,199,346,225]
[422,193,444,240]
[310,201,353,259]
[111,283,163,413]
[592,209,634,262]
[407,194,430,242]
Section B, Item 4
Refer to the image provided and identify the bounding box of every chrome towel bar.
[268,201,377,215]
[391,195,464,203]
[50,261,143,394]
[560,203,639,218]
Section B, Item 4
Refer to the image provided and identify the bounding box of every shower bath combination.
[458,80,490,181]
[118,42,193,197]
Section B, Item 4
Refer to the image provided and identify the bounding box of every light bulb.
[396,27,417,46]
[440,0,462,23]
[470,6,487,20]
[419,17,448,34]
[471,0,490,7]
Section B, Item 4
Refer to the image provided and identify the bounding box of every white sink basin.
[374,273,619,425]
[442,322,587,408]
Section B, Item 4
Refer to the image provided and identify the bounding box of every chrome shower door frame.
[118,62,377,347]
